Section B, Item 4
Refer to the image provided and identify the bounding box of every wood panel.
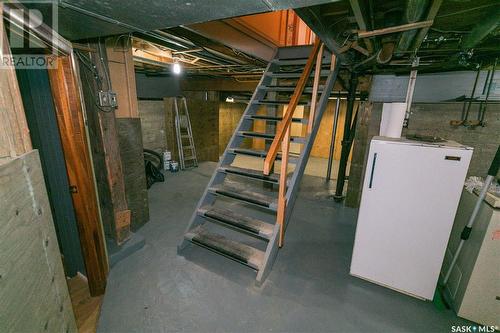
[48,55,108,296]
[345,102,373,208]
[16,67,85,276]
[116,118,150,229]
[0,151,77,333]
[68,274,103,333]
[165,97,220,162]
[106,36,139,118]
[311,99,356,161]
[139,100,168,153]
[219,102,247,155]
[0,4,32,164]
[77,42,131,244]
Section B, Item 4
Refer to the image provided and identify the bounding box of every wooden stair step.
[227,148,299,164]
[245,115,307,124]
[198,207,274,240]
[237,131,306,144]
[185,226,265,270]
[219,165,279,184]
[209,186,277,211]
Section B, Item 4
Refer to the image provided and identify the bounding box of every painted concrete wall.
[404,103,500,177]
[135,74,181,99]
[370,71,500,103]
[138,100,167,153]
[346,101,500,208]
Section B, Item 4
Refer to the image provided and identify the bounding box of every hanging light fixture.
[172,59,182,75]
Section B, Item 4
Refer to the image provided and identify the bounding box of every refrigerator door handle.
[369,153,378,189]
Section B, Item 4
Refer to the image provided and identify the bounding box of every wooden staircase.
[178,40,340,285]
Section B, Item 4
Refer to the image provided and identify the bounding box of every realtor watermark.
[1,0,58,69]
[451,325,498,333]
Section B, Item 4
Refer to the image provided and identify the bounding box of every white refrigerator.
[350,137,473,300]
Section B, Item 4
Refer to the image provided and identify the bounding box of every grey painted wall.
[135,74,181,99]
[370,71,500,103]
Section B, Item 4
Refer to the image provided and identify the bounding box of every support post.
[326,96,341,181]
[334,72,358,202]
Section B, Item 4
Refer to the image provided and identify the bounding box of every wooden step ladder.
[178,40,339,285]
[174,96,198,170]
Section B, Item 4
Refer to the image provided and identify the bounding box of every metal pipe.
[479,58,497,124]
[443,143,500,285]
[461,6,500,50]
[326,97,341,181]
[334,72,358,201]
[464,66,481,121]
[396,0,430,52]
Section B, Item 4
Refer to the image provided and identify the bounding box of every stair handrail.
[263,38,323,176]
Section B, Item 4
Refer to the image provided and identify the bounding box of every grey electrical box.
[98,91,118,108]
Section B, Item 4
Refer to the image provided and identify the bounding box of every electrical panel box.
[98,91,118,108]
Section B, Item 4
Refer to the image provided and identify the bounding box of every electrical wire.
[75,48,114,113]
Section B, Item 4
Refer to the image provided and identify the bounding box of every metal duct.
[396,0,430,53]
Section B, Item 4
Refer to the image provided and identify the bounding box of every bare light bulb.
[172,62,182,75]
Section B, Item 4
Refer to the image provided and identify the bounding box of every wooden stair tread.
[228,148,299,163]
[185,226,265,270]
[245,115,307,124]
[199,207,274,239]
[238,131,306,144]
[209,185,278,211]
[219,166,280,184]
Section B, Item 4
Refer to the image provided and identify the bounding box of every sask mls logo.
[1,0,58,69]
[451,325,498,333]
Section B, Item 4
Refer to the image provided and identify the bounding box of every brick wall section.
[138,100,167,153]
[346,102,500,208]
[116,118,149,230]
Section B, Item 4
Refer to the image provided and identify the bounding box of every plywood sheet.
[0,151,77,333]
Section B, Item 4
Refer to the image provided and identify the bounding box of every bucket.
[170,161,179,172]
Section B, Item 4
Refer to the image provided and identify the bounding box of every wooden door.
[48,55,108,296]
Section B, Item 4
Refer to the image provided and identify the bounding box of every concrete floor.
[98,162,468,333]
